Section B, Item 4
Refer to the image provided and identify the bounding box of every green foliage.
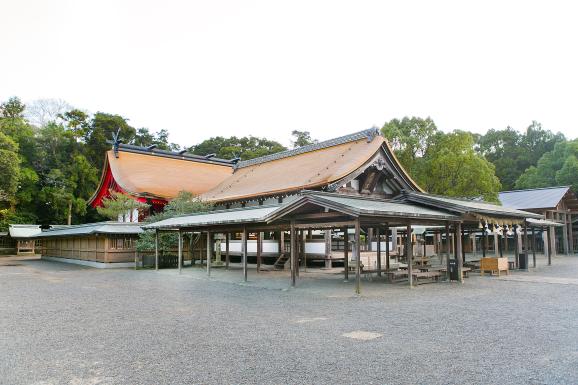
[291,130,318,148]
[97,191,150,221]
[414,131,501,202]
[477,122,565,190]
[134,128,180,151]
[515,139,578,192]
[189,136,286,160]
[382,117,437,175]
[0,132,21,203]
[136,191,212,253]
[84,112,137,167]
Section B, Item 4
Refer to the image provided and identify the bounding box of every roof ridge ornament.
[112,128,121,158]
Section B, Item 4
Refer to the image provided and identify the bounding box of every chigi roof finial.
[112,128,122,158]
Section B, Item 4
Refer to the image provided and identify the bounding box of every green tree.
[134,128,180,151]
[291,130,318,148]
[84,112,137,167]
[136,191,212,253]
[0,132,20,203]
[515,139,578,191]
[97,191,150,222]
[382,117,438,175]
[477,122,564,190]
[189,136,286,160]
[415,131,501,201]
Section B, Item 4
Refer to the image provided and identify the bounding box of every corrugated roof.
[499,186,570,210]
[9,225,42,239]
[299,193,459,220]
[36,222,143,238]
[143,205,280,230]
[402,191,543,219]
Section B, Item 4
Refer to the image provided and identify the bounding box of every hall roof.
[498,186,578,210]
[201,128,422,203]
[8,224,42,239]
[88,144,234,206]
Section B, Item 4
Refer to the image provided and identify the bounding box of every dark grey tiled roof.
[236,128,381,169]
[499,186,570,210]
[37,222,143,238]
[111,142,235,166]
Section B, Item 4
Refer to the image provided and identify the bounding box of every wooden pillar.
[376,227,381,276]
[391,227,398,262]
[256,232,262,273]
[482,229,486,258]
[290,222,296,287]
[406,224,413,287]
[355,219,362,294]
[456,223,463,283]
[385,224,390,270]
[225,233,230,270]
[178,230,183,274]
[531,226,537,268]
[300,230,306,272]
[514,227,520,269]
[562,213,569,255]
[549,225,556,258]
[154,229,159,271]
[523,222,529,271]
[242,227,248,282]
[546,227,552,266]
[543,228,550,265]
[344,228,349,281]
[206,231,212,276]
[569,213,574,254]
[445,222,451,280]
[324,229,332,269]
[367,228,373,252]
[493,231,499,258]
[280,230,285,258]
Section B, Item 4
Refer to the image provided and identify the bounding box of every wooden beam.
[385,224,390,270]
[178,230,183,274]
[225,232,230,270]
[154,229,159,271]
[344,228,349,281]
[355,218,361,295]
[376,227,381,276]
[242,227,248,282]
[456,223,463,283]
[407,224,413,287]
[290,221,296,287]
[206,231,212,276]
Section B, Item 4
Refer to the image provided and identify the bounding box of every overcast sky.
[1,0,577,147]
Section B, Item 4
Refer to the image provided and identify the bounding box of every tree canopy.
[188,136,286,160]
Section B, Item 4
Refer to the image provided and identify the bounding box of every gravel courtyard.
[1,255,577,385]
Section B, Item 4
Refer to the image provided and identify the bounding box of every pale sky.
[1,0,577,147]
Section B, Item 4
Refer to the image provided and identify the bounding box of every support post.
[531,227,537,268]
[482,229,486,258]
[563,213,569,255]
[445,222,451,280]
[225,233,230,270]
[178,230,183,274]
[355,219,361,295]
[523,222,529,271]
[461,228,466,264]
[324,229,332,269]
[154,229,159,271]
[494,232,499,258]
[242,227,248,282]
[407,224,413,287]
[302,230,307,272]
[256,232,262,273]
[385,224,390,270]
[456,223,463,283]
[206,231,212,276]
[344,228,349,281]
[290,221,296,287]
[549,225,556,259]
[376,227,381,276]
[391,227,398,262]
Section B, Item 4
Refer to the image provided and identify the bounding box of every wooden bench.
[386,270,408,283]
[412,271,443,285]
[480,257,509,276]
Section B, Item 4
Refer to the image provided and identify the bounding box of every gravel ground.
[1,255,577,385]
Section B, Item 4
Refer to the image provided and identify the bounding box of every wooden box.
[480,257,509,276]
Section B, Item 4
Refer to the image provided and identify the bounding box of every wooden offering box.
[480,257,509,276]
